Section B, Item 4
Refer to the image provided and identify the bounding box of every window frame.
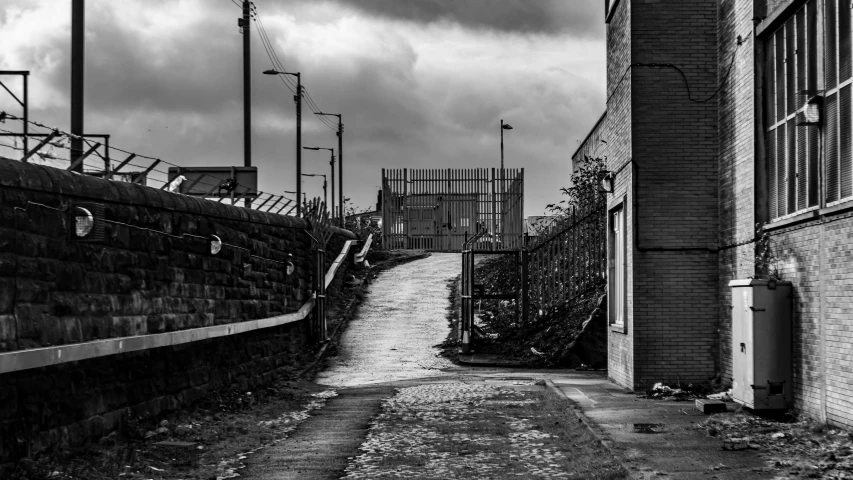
[608,198,627,334]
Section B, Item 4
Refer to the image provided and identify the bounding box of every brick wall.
[604,0,635,389]
[717,0,759,388]
[630,0,719,388]
[0,158,355,466]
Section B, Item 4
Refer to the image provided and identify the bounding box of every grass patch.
[342,382,627,479]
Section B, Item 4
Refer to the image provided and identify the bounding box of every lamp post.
[317,112,343,224]
[500,119,513,171]
[303,146,335,222]
[301,173,327,214]
[263,69,302,216]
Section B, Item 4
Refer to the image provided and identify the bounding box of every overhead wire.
[250,2,339,131]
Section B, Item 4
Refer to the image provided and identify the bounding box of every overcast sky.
[0,0,605,216]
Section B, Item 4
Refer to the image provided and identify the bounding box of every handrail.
[0,240,354,374]
[462,228,488,251]
[354,234,373,264]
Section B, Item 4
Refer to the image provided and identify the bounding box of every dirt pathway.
[315,253,460,387]
[241,253,462,479]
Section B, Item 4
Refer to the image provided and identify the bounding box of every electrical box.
[729,279,793,410]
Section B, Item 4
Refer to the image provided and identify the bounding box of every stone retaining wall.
[0,158,355,468]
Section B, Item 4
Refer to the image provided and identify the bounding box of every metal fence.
[526,195,606,313]
[381,168,524,252]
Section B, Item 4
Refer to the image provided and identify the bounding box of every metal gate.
[460,230,528,354]
[381,168,524,252]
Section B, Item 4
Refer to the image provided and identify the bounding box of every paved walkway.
[242,253,769,479]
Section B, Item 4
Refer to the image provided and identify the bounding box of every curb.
[457,355,525,368]
[544,378,633,478]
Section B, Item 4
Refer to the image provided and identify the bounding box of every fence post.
[521,247,529,323]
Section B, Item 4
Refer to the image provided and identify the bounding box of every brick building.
[574,0,853,427]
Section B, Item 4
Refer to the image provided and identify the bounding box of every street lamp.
[500,119,513,170]
[303,146,335,222]
[317,112,343,224]
[263,68,303,216]
[301,173,327,215]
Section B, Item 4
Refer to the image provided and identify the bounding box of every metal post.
[338,120,344,224]
[500,119,504,171]
[70,0,84,173]
[22,73,28,156]
[330,152,335,222]
[296,73,302,217]
[521,247,529,323]
[323,175,328,213]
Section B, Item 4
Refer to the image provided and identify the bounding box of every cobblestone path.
[341,382,575,479]
[242,253,621,479]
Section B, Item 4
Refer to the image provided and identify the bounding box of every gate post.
[460,247,473,354]
[521,247,529,323]
[316,248,327,342]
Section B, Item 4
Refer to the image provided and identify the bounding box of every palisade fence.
[381,168,524,252]
[526,194,607,314]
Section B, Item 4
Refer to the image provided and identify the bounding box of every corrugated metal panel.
[797,121,807,210]
[786,19,797,116]
[827,93,840,202]
[776,31,786,123]
[777,126,788,216]
[808,127,819,207]
[787,120,797,214]
[769,127,779,219]
[807,0,818,90]
[796,9,807,110]
[841,85,853,199]
[840,0,852,82]
[828,0,839,89]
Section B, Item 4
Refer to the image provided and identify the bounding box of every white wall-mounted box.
[729,279,793,410]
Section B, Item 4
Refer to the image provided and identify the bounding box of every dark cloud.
[1,0,606,216]
[330,0,603,37]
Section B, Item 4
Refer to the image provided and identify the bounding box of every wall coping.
[0,158,355,239]
[0,240,355,374]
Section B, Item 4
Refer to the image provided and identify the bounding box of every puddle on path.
[601,423,668,434]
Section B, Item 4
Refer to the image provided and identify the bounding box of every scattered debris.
[703,411,853,477]
[637,382,710,400]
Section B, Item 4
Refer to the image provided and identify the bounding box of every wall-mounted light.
[75,207,94,237]
[598,171,615,194]
[209,235,222,255]
[70,203,105,242]
[286,253,295,276]
[797,91,824,126]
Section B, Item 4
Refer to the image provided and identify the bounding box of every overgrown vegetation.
[468,156,608,367]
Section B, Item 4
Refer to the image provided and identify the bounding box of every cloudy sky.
[0,0,605,216]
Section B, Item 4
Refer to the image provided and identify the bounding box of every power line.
[250,1,339,132]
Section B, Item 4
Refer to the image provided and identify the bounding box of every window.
[766,1,821,219]
[608,203,626,329]
[766,0,853,220]
[825,0,853,203]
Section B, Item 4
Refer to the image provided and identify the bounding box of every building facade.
[576,0,853,427]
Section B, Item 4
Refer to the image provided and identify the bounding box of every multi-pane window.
[766,1,821,219]
[825,0,853,203]
[766,0,853,220]
[608,205,625,327]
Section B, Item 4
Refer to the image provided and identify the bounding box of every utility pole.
[338,120,344,224]
[295,73,302,217]
[242,0,251,169]
[318,112,343,224]
[70,0,84,173]
[241,0,252,207]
